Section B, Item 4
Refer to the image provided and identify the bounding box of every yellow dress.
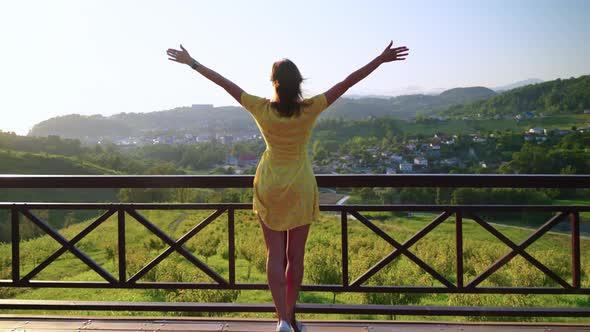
[240,92,329,231]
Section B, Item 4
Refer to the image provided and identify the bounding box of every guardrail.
[1,174,589,317]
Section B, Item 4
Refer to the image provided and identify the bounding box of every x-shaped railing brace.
[19,209,118,284]
[125,208,229,286]
[466,211,570,289]
[349,210,455,289]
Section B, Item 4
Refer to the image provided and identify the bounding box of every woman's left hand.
[378,41,409,63]
[167,44,193,65]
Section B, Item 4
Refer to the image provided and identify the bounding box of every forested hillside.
[443,75,590,117]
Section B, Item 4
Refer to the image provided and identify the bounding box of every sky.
[0,0,589,135]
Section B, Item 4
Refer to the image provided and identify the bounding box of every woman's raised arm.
[167,44,244,104]
[324,41,409,106]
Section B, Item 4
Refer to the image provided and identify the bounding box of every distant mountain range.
[322,86,496,121]
[28,77,565,141]
[346,78,544,98]
[492,78,544,92]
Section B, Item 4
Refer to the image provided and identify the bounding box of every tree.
[357,188,374,202]
[305,245,342,303]
[105,247,116,265]
[192,233,220,263]
[238,234,266,280]
[355,248,424,320]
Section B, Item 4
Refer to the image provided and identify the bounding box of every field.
[403,114,590,135]
[1,206,589,322]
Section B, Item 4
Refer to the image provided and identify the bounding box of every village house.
[399,162,413,173]
[196,134,213,142]
[217,135,234,144]
[442,137,455,145]
[528,128,546,135]
[427,143,441,157]
[238,154,259,167]
[225,156,238,167]
[441,157,461,166]
[115,138,137,146]
[414,157,428,167]
[472,135,487,143]
[390,154,403,163]
[552,129,571,136]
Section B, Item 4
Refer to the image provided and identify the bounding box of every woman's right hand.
[378,41,409,63]
[167,44,193,66]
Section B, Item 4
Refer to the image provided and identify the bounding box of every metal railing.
[1,174,589,317]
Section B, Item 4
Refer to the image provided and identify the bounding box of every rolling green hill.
[442,75,590,117]
[28,87,497,140]
[0,150,120,240]
[0,149,118,175]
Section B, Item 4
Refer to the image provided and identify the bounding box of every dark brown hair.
[270,59,304,117]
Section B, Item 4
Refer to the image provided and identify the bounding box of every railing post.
[118,207,126,284]
[11,206,20,284]
[571,211,581,289]
[228,207,236,286]
[455,210,463,289]
[341,210,348,288]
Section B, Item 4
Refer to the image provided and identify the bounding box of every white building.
[399,162,413,173]
[414,157,428,166]
[528,128,546,135]
[191,104,214,109]
[442,138,455,145]
[472,136,487,143]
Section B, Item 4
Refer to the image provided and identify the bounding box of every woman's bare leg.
[285,224,310,324]
[259,218,289,322]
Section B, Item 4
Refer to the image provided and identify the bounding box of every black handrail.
[0,174,589,188]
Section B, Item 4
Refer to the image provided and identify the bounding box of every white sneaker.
[292,319,306,332]
[276,320,293,332]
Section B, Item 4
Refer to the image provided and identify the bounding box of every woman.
[167,41,409,332]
